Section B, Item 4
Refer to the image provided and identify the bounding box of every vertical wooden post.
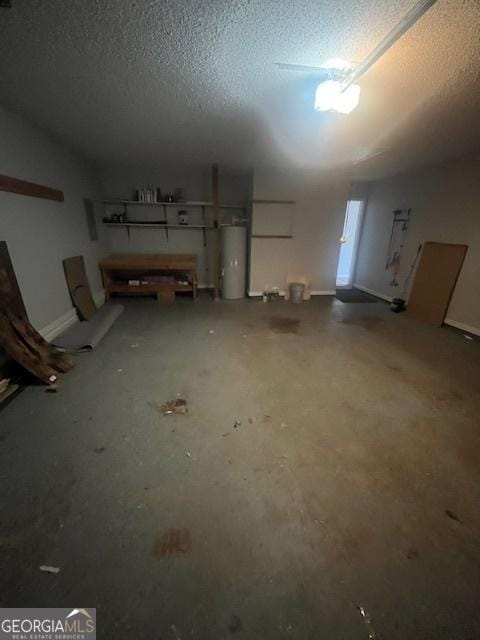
[211,163,220,299]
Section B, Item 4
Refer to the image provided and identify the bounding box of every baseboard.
[353,288,480,335]
[248,290,335,297]
[444,317,480,337]
[39,308,78,342]
[354,284,393,303]
[93,289,106,308]
[249,290,285,297]
[39,289,105,341]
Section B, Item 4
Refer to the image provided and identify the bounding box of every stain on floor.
[339,316,385,331]
[153,528,191,558]
[269,317,300,334]
[228,614,243,634]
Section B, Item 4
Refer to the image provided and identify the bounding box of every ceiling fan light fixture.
[314,80,360,114]
[322,58,353,71]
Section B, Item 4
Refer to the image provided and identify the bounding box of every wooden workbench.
[99,253,198,301]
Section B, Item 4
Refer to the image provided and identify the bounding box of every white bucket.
[289,282,305,303]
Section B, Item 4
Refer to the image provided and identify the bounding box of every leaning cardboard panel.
[407,242,468,326]
[63,256,97,320]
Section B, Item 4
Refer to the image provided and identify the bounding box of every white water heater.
[221,226,247,299]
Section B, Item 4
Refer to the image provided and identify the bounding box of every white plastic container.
[221,226,247,299]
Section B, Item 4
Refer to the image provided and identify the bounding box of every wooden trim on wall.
[252,234,293,239]
[211,163,220,300]
[0,174,64,202]
[252,199,295,205]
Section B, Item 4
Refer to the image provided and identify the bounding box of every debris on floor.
[153,528,191,558]
[186,451,191,458]
[161,398,188,415]
[234,420,241,428]
[93,447,106,454]
[269,317,300,334]
[463,334,473,340]
[39,565,60,574]
[358,605,377,639]
[262,288,280,302]
[170,624,182,640]
[445,509,462,523]
[228,614,243,634]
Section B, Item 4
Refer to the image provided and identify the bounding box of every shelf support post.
[201,205,207,248]
[212,163,220,299]
[163,204,169,242]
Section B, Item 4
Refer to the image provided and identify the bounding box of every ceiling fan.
[276,0,438,114]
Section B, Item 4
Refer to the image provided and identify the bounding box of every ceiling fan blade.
[275,62,332,74]
[353,148,389,164]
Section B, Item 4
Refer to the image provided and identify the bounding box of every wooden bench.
[99,253,198,302]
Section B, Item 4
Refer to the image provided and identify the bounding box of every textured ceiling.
[0,0,479,178]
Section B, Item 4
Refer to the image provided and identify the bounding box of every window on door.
[336,200,364,288]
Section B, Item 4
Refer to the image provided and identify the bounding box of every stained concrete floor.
[1,295,480,639]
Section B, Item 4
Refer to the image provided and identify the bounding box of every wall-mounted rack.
[103,199,245,210]
[103,199,246,246]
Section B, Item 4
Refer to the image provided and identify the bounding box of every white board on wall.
[251,200,294,238]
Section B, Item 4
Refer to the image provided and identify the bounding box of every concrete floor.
[1,295,479,639]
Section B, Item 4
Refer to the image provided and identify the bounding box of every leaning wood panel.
[7,310,74,373]
[0,174,64,202]
[407,242,468,326]
[0,241,27,317]
[0,311,58,384]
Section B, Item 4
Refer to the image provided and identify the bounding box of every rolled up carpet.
[54,303,124,352]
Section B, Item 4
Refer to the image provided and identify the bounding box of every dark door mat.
[335,288,378,303]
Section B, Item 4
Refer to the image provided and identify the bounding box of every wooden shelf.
[103,199,245,210]
[108,282,193,294]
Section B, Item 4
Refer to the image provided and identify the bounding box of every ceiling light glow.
[314,80,360,115]
[322,58,353,71]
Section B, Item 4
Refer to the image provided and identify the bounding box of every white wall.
[355,152,480,333]
[249,167,350,294]
[0,107,108,332]
[100,167,251,287]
